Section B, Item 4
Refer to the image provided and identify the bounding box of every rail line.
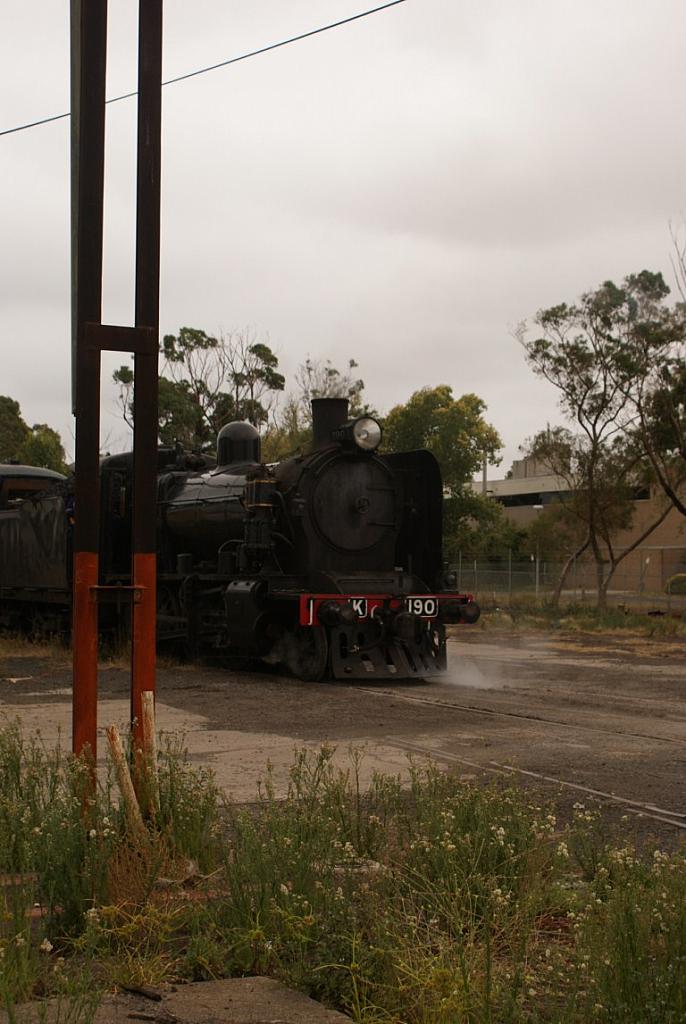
[390,739,686,831]
[357,686,686,746]
[508,684,686,712]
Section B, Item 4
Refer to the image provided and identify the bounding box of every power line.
[1,0,407,139]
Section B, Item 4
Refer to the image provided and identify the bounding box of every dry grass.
[2,728,686,1023]
[0,633,68,661]
[476,604,686,640]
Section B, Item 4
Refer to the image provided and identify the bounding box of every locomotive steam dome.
[217,421,261,466]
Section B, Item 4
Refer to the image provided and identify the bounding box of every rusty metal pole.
[70,0,108,760]
[71,0,162,764]
[131,0,163,746]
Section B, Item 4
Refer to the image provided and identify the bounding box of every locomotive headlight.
[352,417,382,451]
[330,415,382,451]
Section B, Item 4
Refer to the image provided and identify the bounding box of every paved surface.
[1,629,685,844]
[2,978,350,1024]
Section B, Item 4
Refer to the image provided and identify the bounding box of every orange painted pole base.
[72,551,99,759]
[131,552,157,749]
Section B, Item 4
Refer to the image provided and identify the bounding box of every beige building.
[476,455,686,592]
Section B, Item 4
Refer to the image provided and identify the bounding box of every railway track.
[357,686,686,746]
[389,738,686,831]
[506,684,686,712]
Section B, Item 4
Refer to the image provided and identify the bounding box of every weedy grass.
[479,601,686,638]
[1,726,686,1022]
[0,633,68,660]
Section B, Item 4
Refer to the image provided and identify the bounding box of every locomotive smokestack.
[311,397,349,450]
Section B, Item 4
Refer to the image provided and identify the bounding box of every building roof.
[0,464,66,481]
[470,473,569,498]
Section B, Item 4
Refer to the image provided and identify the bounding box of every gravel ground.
[1,628,685,846]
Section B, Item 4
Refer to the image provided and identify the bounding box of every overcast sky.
[2,0,685,473]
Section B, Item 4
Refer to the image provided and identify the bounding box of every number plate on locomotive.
[404,596,439,617]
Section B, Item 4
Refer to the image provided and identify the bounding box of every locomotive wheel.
[285,626,328,682]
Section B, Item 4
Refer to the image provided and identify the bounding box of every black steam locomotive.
[0,397,479,679]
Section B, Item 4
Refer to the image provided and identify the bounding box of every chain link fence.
[452,550,686,612]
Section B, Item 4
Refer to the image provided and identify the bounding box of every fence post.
[474,559,478,593]
[661,548,665,597]
[535,543,540,601]
[508,548,512,601]
[458,551,462,592]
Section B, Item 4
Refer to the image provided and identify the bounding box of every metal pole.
[70,0,163,765]
[70,0,108,760]
[130,0,162,747]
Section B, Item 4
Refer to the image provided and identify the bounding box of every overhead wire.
[0,0,407,139]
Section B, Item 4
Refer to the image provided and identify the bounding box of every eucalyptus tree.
[519,272,680,607]
[113,326,285,450]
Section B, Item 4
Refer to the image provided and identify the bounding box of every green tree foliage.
[18,425,68,474]
[157,377,204,449]
[114,327,285,451]
[597,268,686,515]
[0,396,29,462]
[383,387,501,494]
[261,397,310,463]
[0,397,67,473]
[445,490,525,562]
[383,386,504,560]
[520,272,681,607]
[525,501,586,563]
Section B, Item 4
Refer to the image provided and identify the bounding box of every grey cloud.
[1,0,685,473]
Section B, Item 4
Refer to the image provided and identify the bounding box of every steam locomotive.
[0,397,479,679]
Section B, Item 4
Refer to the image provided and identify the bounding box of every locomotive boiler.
[0,397,479,680]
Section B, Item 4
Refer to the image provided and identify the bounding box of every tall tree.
[523,426,669,607]
[0,396,29,462]
[602,269,686,516]
[17,424,68,474]
[261,357,372,462]
[261,397,310,463]
[0,397,67,473]
[383,387,500,494]
[294,357,370,423]
[519,272,680,607]
[218,333,285,428]
[114,326,285,450]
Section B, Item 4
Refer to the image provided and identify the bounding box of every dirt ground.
[2,977,351,1024]
[1,627,685,847]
